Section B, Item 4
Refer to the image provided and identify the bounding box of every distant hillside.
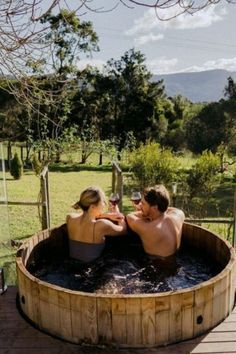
[153,69,236,103]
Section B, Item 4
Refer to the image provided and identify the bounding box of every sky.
[72,0,236,75]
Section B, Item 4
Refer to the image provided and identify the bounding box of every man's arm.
[126,212,149,235]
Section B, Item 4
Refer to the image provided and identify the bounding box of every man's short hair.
[143,185,170,212]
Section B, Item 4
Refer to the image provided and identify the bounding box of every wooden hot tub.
[16,223,236,348]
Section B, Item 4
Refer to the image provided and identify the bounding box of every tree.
[40,9,99,76]
[186,93,236,158]
[186,102,225,154]
[224,76,236,100]
[103,49,166,150]
[10,152,23,180]
[22,10,99,160]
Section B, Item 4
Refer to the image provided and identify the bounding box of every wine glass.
[109,193,120,206]
[130,191,142,205]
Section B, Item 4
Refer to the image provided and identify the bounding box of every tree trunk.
[99,152,103,165]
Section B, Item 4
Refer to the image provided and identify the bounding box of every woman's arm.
[97,212,124,222]
[98,217,127,236]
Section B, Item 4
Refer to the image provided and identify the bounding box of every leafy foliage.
[20,9,99,157]
[40,9,99,76]
[224,76,236,100]
[129,142,180,188]
[10,152,23,180]
[31,153,42,176]
[102,49,166,149]
[186,99,236,156]
[187,150,220,199]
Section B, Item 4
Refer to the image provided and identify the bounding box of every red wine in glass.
[131,192,141,205]
[109,193,120,206]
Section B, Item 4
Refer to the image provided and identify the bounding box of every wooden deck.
[0,286,236,354]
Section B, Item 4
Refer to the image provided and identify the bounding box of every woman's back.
[66,187,127,263]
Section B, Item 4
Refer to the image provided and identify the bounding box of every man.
[126,184,185,258]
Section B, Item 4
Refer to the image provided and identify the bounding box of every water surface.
[28,243,221,294]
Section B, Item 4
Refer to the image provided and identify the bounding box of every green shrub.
[10,152,23,180]
[129,142,180,188]
[31,153,42,176]
[187,150,220,199]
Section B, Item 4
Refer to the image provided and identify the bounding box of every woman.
[66,186,127,263]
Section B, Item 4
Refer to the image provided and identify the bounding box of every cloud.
[134,33,164,46]
[180,57,236,73]
[151,57,236,74]
[125,4,227,36]
[147,57,178,74]
[75,56,236,78]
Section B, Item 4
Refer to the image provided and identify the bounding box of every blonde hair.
[73,186,106,211]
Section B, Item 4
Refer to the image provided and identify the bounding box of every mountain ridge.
[152,69,236,103]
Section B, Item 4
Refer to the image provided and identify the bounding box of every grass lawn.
[3,166,113,240]
[0,164,118,283]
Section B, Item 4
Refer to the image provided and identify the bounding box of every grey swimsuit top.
[69,222,105,263]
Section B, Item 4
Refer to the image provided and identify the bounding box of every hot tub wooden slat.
[229,267,236,311]
[181,291,194,340]
[17,266,27,316]
[212,273,231,327]
[111,298,127,344]
[215,236,227,265]
[39,286,52,332]
[80,296,98,344]
[141,297,156,346]
[97,297,112,343]
[58,291,73,341]
[16,263,25,302]
[222,272,230,319]
[71,294,97,344]
[193,283,214,337]
[169,293,182,343]
[70,294,83,343]
[39,286,62,338]
[126,298,142,346]
[155,296,170,345]
[23,273,38,322]
[189,224,201,249]
[30,279,40,325]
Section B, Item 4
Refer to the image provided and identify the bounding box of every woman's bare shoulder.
[66,213,79,222]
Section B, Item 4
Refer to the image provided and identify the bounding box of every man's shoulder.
[167,208,185,220]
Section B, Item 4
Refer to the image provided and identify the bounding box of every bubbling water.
[28,243,220,294]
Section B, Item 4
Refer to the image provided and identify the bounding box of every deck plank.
[0,286,236,354]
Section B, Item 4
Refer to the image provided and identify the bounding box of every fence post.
[40,166,50,230]
[112,162,123,211]
[112,163,116,193]
[233,187,236,248]
[20,146,24,163]
[7,141,11,169]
